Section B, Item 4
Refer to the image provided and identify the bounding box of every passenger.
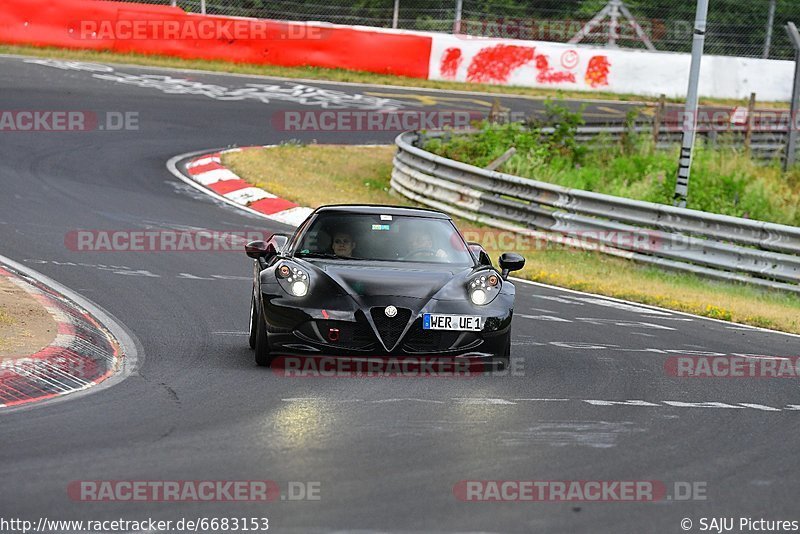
[331,231,356,258]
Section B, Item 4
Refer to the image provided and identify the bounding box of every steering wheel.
[403,249,439,260]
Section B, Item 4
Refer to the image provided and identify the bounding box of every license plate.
[423,314,483,331]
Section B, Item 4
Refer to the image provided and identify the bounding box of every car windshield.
[293,212,474,265]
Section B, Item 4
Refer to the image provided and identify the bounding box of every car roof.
[312,204,452,220]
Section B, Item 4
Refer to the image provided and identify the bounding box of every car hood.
[296,260,489,307]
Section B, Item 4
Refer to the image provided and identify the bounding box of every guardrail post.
[784,22,800,171]
[652,94,666,148]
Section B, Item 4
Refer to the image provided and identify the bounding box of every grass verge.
[0,43,789,109]
[223,144,800,335]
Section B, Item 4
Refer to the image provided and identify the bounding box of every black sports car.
[245,205,525,370]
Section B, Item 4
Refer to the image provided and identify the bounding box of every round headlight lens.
[291,280,308,297]
[470,288,487,305]
[278,265,291,278]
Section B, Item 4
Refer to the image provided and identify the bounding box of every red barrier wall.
[0,0,431,78]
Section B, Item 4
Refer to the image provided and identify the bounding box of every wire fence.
[105,0,800,60]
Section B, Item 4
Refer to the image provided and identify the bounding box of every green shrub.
[422,111,800,226]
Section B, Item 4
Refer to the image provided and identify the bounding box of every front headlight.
[468,273,500,306]
[470,288,487,305]
[291,280,308,296]
[277,262,309,297]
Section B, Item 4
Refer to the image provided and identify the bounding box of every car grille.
[402,327,443,353]
[350,313,376,348]
[403,320,482,353]
[370,307,412,350]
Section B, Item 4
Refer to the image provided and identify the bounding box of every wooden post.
[488,98,503,123]
[744,92,756,154]
[652,94,666,149]
[485,148,517,171]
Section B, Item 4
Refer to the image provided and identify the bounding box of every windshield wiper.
[295,252,364,260]
[295,252,338,259]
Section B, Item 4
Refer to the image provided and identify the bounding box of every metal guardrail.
[391,130,800,294]
[545,123,792,161]
[441,122,794,161]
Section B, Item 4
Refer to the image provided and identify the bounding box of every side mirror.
[468,243,493,266]
[498,252,525,280]
[245,240,269,259]
[245,234,289,260]
[267,234,289,255]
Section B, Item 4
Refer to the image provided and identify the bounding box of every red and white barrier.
[0,0,432,79]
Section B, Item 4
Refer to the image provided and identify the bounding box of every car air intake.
[370,307,412,350]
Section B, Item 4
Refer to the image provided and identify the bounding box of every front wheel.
[254,306,273,367]
[248,294,258,350]
[492,335,511,372]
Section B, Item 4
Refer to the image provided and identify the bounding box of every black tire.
[254,306,273,367]
[492,335,511,372]
[248,294,258,350]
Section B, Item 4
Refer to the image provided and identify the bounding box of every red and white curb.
[0,256,134,409]
[181,147,313,227]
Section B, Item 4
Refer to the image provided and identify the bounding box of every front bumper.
[260,292,512,359]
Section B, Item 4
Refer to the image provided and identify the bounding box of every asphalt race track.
[1,55,799,533]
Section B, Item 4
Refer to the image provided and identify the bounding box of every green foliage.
[427,98,586,169]
[619,107,641,156]
[534,99,586,164]
[423,119,800,226]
